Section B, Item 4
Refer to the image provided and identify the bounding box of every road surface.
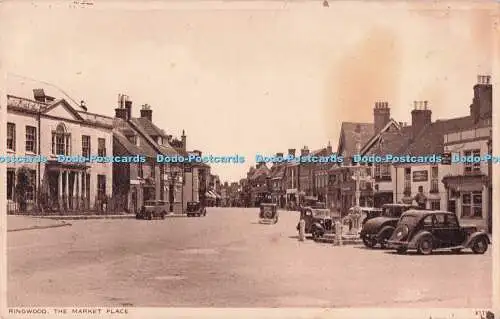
[7,208,492,307]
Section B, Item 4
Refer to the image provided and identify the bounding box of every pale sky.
[1,1,497,182]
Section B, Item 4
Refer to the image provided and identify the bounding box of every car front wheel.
[471,237,488,254]
[362,237,377,248]
[417,237,433,255]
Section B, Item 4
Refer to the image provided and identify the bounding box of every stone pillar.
[58,171,63,210]
[73,172,78,210]
[77,172,81,210]
[65,171,69,210]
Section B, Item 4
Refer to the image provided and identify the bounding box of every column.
[73,172,78,210]
[65,170,69,210]
[58,171,63,210]
[77,172,82,210]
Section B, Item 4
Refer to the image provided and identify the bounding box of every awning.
[205,191,216,199]
[442,175,487,192]
[454,184,484,192]
[212,191,222,199]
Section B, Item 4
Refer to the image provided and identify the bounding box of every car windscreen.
[312,209,330,217]
[145,201,156,206]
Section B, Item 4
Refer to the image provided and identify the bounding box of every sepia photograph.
[0,0,498,318]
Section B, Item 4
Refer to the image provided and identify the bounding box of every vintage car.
[387,210,490,255]
[186,201,207,217]
[343,206,383,229]
[296,207,337,239]
[136,200,168,220]
[259,203,279,224]
[360,203,417,248]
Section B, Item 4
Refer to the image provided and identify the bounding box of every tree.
[15,167,32,212]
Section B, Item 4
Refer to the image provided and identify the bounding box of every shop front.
[442,175,490,232]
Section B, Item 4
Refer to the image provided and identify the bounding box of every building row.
[237,75,493,232]
[5,83,215,215]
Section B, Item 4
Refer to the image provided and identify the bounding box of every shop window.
[462,191,482,218]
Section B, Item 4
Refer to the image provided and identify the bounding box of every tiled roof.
[270,164,285,179]
[133,117,168,137]
[338,122,374,158]
[249,164,270,181]
[129,118,178,156]
[367,128,412,156]
[399,116,475,155]
[113,118,157,158]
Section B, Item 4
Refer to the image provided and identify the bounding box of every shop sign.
[413,170,428,182]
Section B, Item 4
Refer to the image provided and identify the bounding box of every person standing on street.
[414,186,427,209]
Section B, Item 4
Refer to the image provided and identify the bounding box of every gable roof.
[367,128,413,156]
[249,164,270,181]
[42,99,85,121]
[337,122,374,158]
[7,73,86,111]
[398,116,475,156]
[360,119,401,155]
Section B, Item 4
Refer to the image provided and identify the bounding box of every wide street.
[7,208,492,308]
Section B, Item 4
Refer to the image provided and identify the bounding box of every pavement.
[7,215,72,232]
[7,207,493,307]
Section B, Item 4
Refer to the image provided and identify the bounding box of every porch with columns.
[42,161,91,213]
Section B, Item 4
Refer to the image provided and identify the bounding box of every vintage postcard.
[0,0,498,318]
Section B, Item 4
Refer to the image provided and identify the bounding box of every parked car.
[360,203,417,248]
[136,200,168,220]
[186,201,206,217]
[296,207,337,239]
[387,210,490,255]
[259,203,279,224]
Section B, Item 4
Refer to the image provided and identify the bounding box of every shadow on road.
[384,250,476,256]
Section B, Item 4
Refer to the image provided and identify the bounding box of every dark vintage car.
[360,203,418,248]
[136,200,168,220]
[186,201,206,217]
[296,207,337,239]
[259,203,279,224]
[387,210,491,255]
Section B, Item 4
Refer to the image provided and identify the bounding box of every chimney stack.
[181,130,186,151]
[411,100,432,138]
[115,94,130,120]
[326,141,332,154]
[276,152,284,158]
[373,101,391,133]
[471,74,492,124]
[301,146,310,157]
[288,148,296,157]
[140,104,152,122]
